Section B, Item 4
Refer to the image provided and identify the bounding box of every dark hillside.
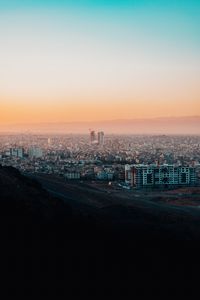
[0,165,200,296]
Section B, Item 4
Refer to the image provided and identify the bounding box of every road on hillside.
[27,174,200,219]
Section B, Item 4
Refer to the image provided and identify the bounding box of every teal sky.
[0,0,200,123]
[0,0,199,8]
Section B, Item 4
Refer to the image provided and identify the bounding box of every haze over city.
[0,0,200,133]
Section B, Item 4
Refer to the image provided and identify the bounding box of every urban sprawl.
[0,132,200,189]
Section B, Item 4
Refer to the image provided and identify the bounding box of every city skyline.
[0,0,200,127]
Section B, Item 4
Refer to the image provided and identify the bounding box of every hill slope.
[1,166,200,296]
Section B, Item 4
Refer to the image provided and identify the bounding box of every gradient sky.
[0,0,200,124]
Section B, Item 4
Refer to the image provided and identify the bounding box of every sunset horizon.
[1,115,200,135]
[1,0,200,127]
[1,1,200,292]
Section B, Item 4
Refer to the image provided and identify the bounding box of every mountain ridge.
[1,115,200,134]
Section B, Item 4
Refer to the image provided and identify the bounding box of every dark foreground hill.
[1,165,200,296]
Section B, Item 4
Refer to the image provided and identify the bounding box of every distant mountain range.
[1,116,200,134]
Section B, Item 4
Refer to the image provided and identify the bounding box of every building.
[64,172,80,180]
[97,131,104,146]
[10,147,24,158]
[125,164,196,188]
[96,170,114,181]
[47,138,51,146]
[90,130,96,144]
[28,147,43,159]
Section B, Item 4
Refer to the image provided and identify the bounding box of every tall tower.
[98,131,104,146]
[90,130,96,144]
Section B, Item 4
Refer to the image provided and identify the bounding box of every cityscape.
[0,132,199,189]
[1,0,200,295]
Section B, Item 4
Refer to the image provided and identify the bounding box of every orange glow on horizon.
[1,5,200,128]
[0,95,200,125]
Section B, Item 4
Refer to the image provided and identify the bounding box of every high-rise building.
[125,164,196,188]
[90,130,96,144]
[97,131,104,146]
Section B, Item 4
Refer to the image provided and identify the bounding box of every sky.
[0,0,200,125]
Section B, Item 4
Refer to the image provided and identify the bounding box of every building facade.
[97,131,104,146]
[90,130,96,144]
[28,147,43,159]
[125,164,196,188]
[10,147,24,158]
